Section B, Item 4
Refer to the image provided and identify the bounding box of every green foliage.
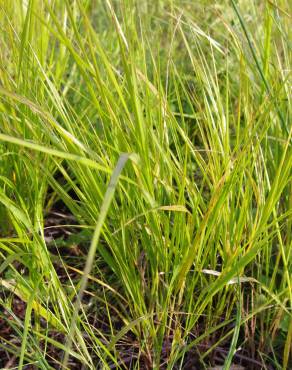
[0,0,291,368]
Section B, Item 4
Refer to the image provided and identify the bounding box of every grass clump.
[0,0,291,369]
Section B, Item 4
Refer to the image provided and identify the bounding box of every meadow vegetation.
[0,0,291,369]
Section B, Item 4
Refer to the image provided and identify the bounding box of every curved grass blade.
[62,153,132,368]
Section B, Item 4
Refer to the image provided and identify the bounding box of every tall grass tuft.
[0,1,291,369]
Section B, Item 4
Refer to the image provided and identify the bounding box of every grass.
[0,0,291,369]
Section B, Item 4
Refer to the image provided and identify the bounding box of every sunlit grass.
[0,1,291,369]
